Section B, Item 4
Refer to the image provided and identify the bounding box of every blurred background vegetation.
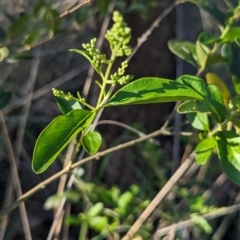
[0,0,240,239]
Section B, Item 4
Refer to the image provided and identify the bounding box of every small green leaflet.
[186,112,209,131]
[32,109,95,173]
[168,39,198,68]
[195,137,216,165]
[82,131,102,155]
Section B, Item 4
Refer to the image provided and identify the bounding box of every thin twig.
[0,112,32,240]
[52,140,75,240]
[154,203,240,238]
[127,1,184,62]
[3,63,88,115]
[97,120,160,146]
[122,153,195,240]
[48,140,75,240]
[59,0,92,18]
[0,48,41,240]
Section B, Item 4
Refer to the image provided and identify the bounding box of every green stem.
[79,221,88,240]
[96,54,116,108]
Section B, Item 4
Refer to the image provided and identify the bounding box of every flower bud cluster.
[105,11,132,57]
[52,88,73,101]
[110,60,134,85]
[82,38,108,69]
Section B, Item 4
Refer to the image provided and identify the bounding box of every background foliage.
[1,0,240,240]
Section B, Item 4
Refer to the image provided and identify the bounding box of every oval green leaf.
[82,131,102,155]
[32,109,95,173]
[206,85,226,123]
[87,202,104,218]
[178,75,226,123]
[105,77,204,107]
[177,100,209,114]
[220,27,240,43]
[195,137,216,165]
[186,112,209,131]
[216,131,240,186]
[168,39,198,68]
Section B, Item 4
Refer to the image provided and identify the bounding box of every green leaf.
[222,44,240,78]
[6,52,34,63]
[206,73,230,106]
[118,191,133,209]
[22,29,46,47]
[196,32,227,69]
[33,0,45,18]
[177,75,209,97]
[8,13,30,39]
[0,91,12,109]
[168,39,198,68]
[87,202,104,218]
[206,85,226,122]
[44,191,80,210]
[44,9,60,38]
[220,27,240,43]
[232,75,240,95]
[195,137,216,165]
[65,215,82,226]
[55,96,82,114]
[32,109,95,173]
[198,31,217,45]
[105,77,204,107]
[82,131,102,155]
[215,131,240,185]
[178,75,226,122]
[89,216,108,231]
[177,100,209,113]
[0,47,9,62]
[186,112,209,131]
[191,215,213,234]
[196,40,210,69]
[69,49,102,75]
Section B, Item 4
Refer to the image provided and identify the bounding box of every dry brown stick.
[154,203,240,238]
[0,181,14,240]
[59,0,93,18]
[0,112,32,240]
[0,48,41,240]
[122,153,195,240]
[126,1,185,62]
[52,140,75,240]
